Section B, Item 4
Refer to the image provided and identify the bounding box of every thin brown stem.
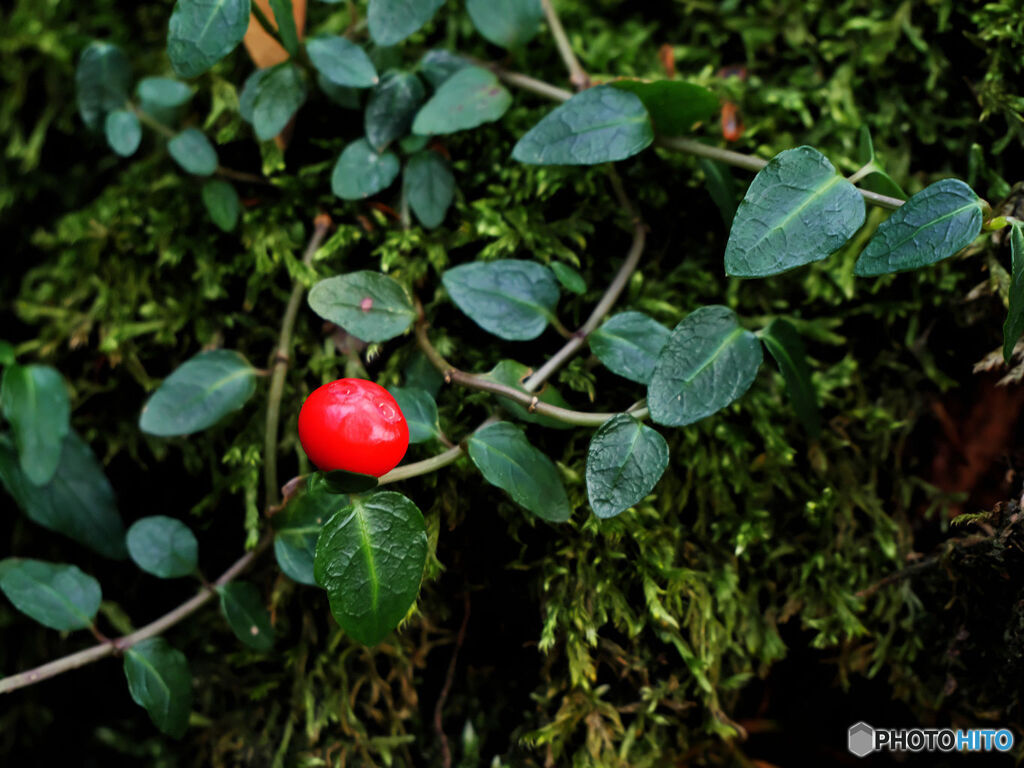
[539,0,589,90]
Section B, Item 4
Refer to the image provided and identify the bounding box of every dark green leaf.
[167,0,251,78]
[104,110,142,157]
[321,469,379,494]
[0,431,126,559]
[139,350,257,437]
[399,134,430,153]
[724,146,866,278]
[307,36,378,88]
[0,341,14,366]
[123,638,192,738]
[611,80,718,135]
[368,0,445,45]
[699,158,738,226]
[404,352,443,398]
[168,128,218,176]
[126,516,199,578]
[549,262,585,295]
[75,41,131,131]
[313,491,427,645]
[418,49,470,88]
[589,312,670,385]
[268,0,301,58]
[511,86,654,165]
[856,124,875,165]
[647,305,763,427]
[365,72,426,151]
[411,67,512,135]
[201,179,242,232]
[467,421,570,522]
[330,139,401,199]
[760,318,821,437]
[307,270,416,341]
[273,486,341,585]
[854,178,983,276]
[318,74,362,109]
[0,559,101,631]
[403,150,455,228]
[137,77,193,109]
[390,387,439,443]
[585,414,668,519]
[253,63,306,141]
[442,259,559,340]
[480,360,573,430]
[467,0,542,48]
[861,169,907,200]
[1003,221,1024,364]
[218,581,274,651]
[239,69,272,123]
[1,363,70,486]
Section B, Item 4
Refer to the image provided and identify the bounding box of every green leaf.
[368,0,445,45]
[123,638,192,738]
[365,72,426,151]
[403,150,455,229]
[313,492,427,645]
[167,0,252,79]
[724,146,866,278]
[647,305,763,427]
[0,559,101,631]
[0,431,126,559]
[307,36,378,88]
[321,469,379,494]
[467,421,570,522]
[857,124,876,165]
[1,363,71,486]
[589,312,671,385]
[549,262,585,295]
[273,486,340,585]
[442,259,560,341]
[253,63,307,141]
[268,0,301,58]
[0,341,14,366]
[75,41,131,131]
[480,360,573,430]
[390,387,439,443]
[104,110,142,157]
[699,158,738,227]
[853,178,984,276]
[137,77,193,109]
[331,139,401,200]
[239,69,272,123]
[404,352,443,397]
[611,80,718,135]
[511,86,654,165]
[168,128,218,176]
[585,414,669,519]
[126,516,199,578]
[318,75,362,109]
[139,350,257,437]
[218,581,274,651]
[1003,221,1024,364]
[467,0,542,48]
[411,67,512,135]
[308,271,416,342]
[201,179,242,232]
[419,49,471,88]
[760,318,821,437]
[861,169,907,201]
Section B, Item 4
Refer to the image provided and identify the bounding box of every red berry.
[297,379,409,477]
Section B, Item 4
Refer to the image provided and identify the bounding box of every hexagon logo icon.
[848,722,875,757]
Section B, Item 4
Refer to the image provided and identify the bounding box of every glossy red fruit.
[297,379,409,477]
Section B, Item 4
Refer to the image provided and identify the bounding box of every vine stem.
[539,0,589,90]
[264,214,332,507]
[0,537,272,695]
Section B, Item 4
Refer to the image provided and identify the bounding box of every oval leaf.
[167,0,252,79]
[390,387,440,443]
[321,468,379,494]
[467,0,542,48]
[611,80,719,135]
[442,259,560,341]
[724,146,866,278]
[75,41,131,131]
[511,86,654,165]
[467,421,570,522]
[201,179,242,232]
[137,77,193,109]
[104,110,142,157]
[586,414,669,519]
[0,559,101,631]
[412,67,512,135]
[550,262,585,295]
[1003,221,1024,363]
[273,486,341,585]
[331,139,401,200]
[239,69,272,123]
[218,581,274,651]
[589,312,671,385]
[760,318,821,437]
[1,363,70,486]
[365,72,426,151]
[313,491,427,646]
[853,178,983,276]
[126,516,199,578]
[480,360,573,430]
[403,150,455,229]
[123,637,192,738]
[368,0,445,45]
[307,271,415,342]
[253,62,307,142]
[307,35,378,88]
[647,305,763,427]
[419,49,471,88]
[0,431,127,559]
[168,128,218,176]
[139,350,257,437]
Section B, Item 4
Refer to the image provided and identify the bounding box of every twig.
[855,534,991,599]
[264,214,332,507]
[0,536,272,695]
[434,591,471,768]
[539,0,589,90]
